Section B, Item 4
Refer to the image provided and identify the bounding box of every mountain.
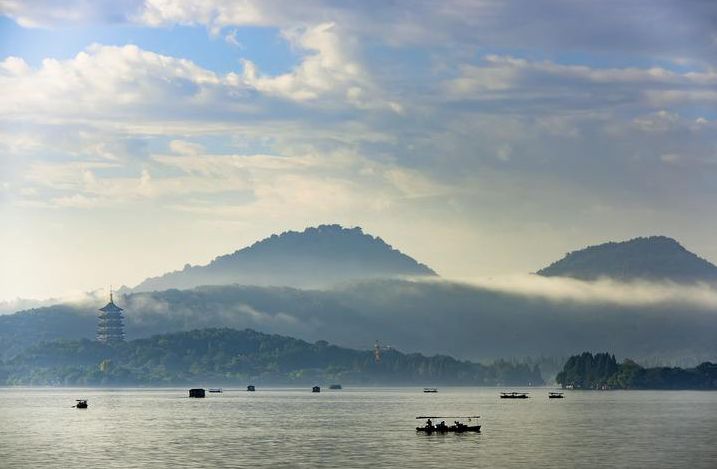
[0,328,543,386]
[132,224,436,292]
[537,236,717,282]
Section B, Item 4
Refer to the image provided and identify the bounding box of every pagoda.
[97,289,125,344]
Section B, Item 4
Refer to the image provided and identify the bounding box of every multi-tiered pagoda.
[97,290,125,344]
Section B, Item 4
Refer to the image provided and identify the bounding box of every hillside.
[0,328,543,386]
[537,236,717,282]
[132,224,436,292]
[2,280,716,366]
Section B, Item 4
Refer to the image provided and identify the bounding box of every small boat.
[416,416,480,433]
[548,392,564,399]
[208,388,222,393]
[329,384,342,390]
[312,386,321,393]
[500,392,529,399]
[423,387,438,393]
[74,400,88,409]
[189,388,206,398]
[247,385,256,392]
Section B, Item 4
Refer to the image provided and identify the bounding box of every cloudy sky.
[1,0,716,301]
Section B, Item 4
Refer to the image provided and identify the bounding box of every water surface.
[1,387,715,468]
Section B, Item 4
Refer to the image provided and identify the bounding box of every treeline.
[0,328,543,386]
[556,352,717,390]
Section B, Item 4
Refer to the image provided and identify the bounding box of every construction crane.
[374,340,394,363]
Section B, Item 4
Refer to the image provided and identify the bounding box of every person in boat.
[437,421,448,431]
[425,419,434,430]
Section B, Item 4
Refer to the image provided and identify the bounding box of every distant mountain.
[537,236,717,282]
[0,328,543,386]
[132,224,436,292]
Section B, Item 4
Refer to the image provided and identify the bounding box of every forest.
[0,328,544,386]
[556,352,717,390]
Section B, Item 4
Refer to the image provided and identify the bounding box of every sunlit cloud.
[445,275,717,310]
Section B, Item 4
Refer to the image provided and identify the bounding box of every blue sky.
[0,17,297,74]
[1,0,716,301]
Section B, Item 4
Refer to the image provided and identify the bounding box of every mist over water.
[3,276,717,366]
[1,387,715,468]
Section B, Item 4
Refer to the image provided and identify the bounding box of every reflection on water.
[1,387,715,468]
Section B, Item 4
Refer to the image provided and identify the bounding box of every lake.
[1,387,715,468]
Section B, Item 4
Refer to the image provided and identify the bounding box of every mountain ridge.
[132,224,436,292]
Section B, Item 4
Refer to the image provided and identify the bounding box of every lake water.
[1,387,715,468]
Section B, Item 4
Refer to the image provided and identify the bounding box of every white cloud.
[0,44,235,123]
[240,22,400,111]
[0,40,398,135]
[4,1,717,64]
[16,144,448,216]
[131,1,717,63]
[632,110,680,132]
[138,0,267,31]
[153,148,447,209]
[169,140,205,156]
[447,274,717,310]
[0,0,141,27]
[224,29,242,48]
[443,55,717,112]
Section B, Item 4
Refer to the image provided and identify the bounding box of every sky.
[1,0,717,302]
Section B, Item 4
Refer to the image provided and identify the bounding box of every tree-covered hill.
[538,236,717,282]
[2,279,716,365]
[556,352,717,390]
[0,328,543,386]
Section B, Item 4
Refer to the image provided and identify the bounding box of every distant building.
[97,290,125,344]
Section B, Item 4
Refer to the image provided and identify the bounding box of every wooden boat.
[312,386,321,393]
[548,392,564,399]
[423,387,438,393]
[247,385,256,392]
[208,388,222,393]
[329,384,342,390]
[500,392,529,399]
[74,400,88,409]
[416,416,480,433]
[416,424,482,433]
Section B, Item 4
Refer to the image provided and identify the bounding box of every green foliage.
[555,352,618,389]
[1,328,544,386]
[557,352,717,390]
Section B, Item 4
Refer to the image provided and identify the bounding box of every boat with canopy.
[416,416,481,433]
